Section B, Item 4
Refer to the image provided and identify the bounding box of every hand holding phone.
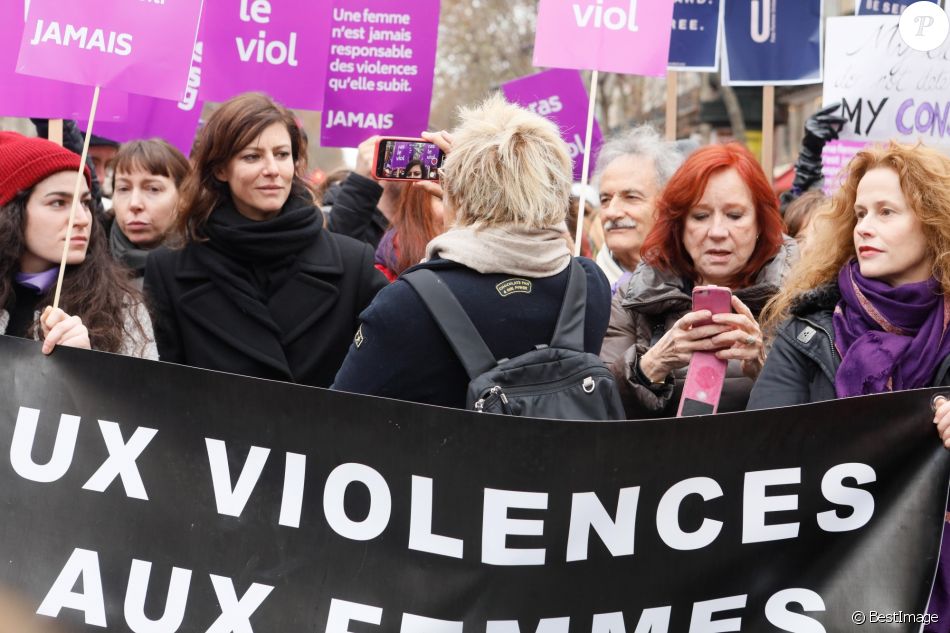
[691,285,732,324]
[677,285,733,417]
[373,137,446,182]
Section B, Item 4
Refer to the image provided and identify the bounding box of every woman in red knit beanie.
[0,131,156,358]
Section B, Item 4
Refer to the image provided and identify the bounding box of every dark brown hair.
[112,139,191,188]
[175,92,309,240]
[0,189,147,352]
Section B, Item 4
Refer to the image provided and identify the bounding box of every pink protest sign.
[201,0,331,110]
[79,42,204,154]
[822,140,867,195]
[16,0,203,101]
[533,0,675,76]
[320,0,440,148]
[0,0,128,120]
[502,69,604,182]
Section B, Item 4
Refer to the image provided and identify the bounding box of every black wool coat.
[144,228,387,388]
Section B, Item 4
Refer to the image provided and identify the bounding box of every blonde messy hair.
[441,93,573,229]
[762,141,950,332]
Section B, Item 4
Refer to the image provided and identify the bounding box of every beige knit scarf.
[424,224,572,277]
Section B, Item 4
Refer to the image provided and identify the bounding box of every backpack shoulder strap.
[402,269,497,380]
[550,259,588,352]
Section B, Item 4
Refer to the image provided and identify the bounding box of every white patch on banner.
[409,476,464,558]
[326,598,383,633]
[401,613,464,633]
[82,420,157,500]
[278,452,307,528]
[125,560,192,633]
[742,468,801,544]
[323,463,392,540]
[764,589,826,632]
[37,548,107,626]
[817,463,876,532]
[482,489,549,565]
[10,406,79,483]
[206,575,274,633]
[487,617,570,633]
[655,477,724,551]
[206,439,270,518]
[688,594,747,633]
[566,488,640,562]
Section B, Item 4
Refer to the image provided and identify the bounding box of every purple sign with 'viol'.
[201,0,331,110]
[320,0,440,149]
[388,141,412,169]
[16,0,203,101]
[533,0,675,76]
[502,69,604,182]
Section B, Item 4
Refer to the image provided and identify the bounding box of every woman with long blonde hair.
[747,142,950,628]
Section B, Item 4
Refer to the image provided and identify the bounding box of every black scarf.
[191,194,322,337]
[109,221,151,276]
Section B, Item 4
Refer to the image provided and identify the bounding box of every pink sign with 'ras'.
[16,0,203,101]
[533,0,675,76]
[502,69,603,182]
[201,0,331,110]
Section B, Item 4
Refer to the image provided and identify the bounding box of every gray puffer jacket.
[599,237,798,418]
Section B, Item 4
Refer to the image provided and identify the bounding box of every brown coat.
[599,237,798,418]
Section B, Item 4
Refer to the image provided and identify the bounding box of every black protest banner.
[0,334,947,632]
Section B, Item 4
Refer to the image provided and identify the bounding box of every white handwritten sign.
[824,15,950,145]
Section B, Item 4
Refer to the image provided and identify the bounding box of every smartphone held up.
[676,285,733,418]
[373,137,445,182]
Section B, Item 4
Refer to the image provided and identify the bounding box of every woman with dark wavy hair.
[600,142,797,418]
[0,132,155,357]
[145,92,386,387]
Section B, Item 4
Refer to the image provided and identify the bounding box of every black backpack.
[402,261,626,421]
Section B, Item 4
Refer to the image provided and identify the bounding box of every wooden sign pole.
[48,119,64,146]
[666,71,678,142]
[574,69,599,257]
[761,85,775,184]
[52,86,100,310]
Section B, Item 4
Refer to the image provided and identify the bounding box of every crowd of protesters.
[4,90,950,627]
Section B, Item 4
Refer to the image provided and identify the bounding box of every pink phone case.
[676,286,732,417]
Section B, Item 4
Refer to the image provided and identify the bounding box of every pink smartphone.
[691,285,732,325]
[676,286,732,417]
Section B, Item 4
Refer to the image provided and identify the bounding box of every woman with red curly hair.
[600,143,797,418]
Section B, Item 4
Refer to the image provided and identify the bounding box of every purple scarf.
[14,268,58,294]
[833,260,950,397]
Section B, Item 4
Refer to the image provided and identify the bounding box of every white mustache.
[604,218,638,231]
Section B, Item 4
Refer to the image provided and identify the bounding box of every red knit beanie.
[0,131,92,207]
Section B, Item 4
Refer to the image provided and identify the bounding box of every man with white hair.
[594,126,684,294]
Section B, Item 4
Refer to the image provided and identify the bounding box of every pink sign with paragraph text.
[16,0,203,101]
[533,0,675,76]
